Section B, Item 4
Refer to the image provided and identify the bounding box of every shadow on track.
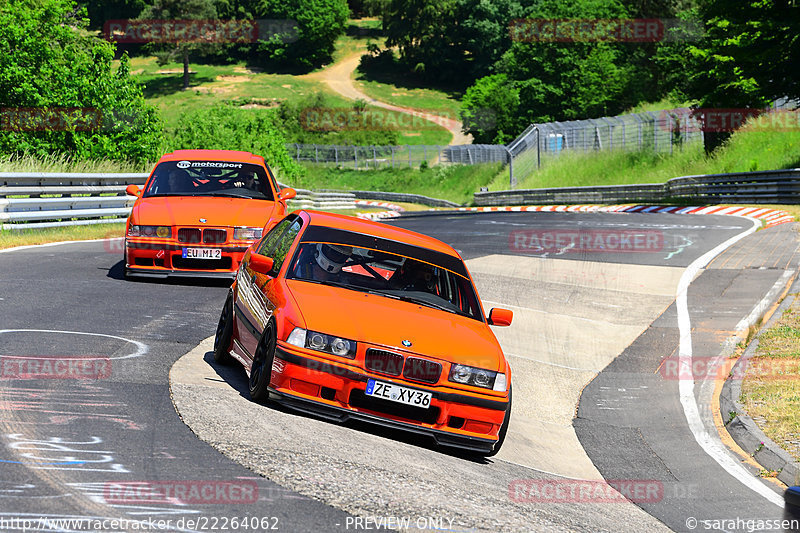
[200,349,492,464]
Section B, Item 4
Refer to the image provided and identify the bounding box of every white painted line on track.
[0,329,147,359]
[733,270,796,334]
[676,216,785,508]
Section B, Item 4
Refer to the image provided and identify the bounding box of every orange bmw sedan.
[213,210,514,455]
[124,149,296,279]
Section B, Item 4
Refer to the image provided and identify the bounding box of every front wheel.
[213,293,234,365]
[249,320,276,403]
[485,385,512,457]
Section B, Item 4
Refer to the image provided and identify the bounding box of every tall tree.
[686,0,799,152]
[138,0,218,90]
[0,0,163,161]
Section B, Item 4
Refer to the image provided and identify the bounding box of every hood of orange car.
[131,196,278,228]
[286,280,505,371]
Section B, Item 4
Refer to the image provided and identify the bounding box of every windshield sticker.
[176,160,244,169]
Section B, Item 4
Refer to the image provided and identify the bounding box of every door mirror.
[488,308,513,327]
[249,252,275,276]
[279,188,296,201]
[126,184,142,197]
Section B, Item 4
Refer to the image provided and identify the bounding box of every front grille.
[403,357,442,384]
[178,228,202,243]
[349,389,440,425]
[203,229,227,244]
[171,256,232,270]
[365,349,403,376]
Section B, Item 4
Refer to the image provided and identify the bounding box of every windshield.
[143,161,275,201]
[286,240,484,322]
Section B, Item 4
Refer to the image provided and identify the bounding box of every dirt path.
[305,52,472,145]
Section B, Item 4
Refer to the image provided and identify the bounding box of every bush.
[0,0,164,162]
[169,103,303,181]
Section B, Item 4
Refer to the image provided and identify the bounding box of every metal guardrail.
[474,169,800,206]
[0,173,363,230]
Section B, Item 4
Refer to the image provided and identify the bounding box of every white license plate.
[365,379,432,408]
[182,247,222,259]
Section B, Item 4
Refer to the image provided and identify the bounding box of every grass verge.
[291,163,502,205]
[740,292,800,463]
[489,122,800,191]
[0,223,126,250]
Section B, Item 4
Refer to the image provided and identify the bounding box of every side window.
[256,218,291,256]
[266,165,281,195]
[269,219,303,273]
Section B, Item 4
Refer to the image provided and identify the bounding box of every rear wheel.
[249,320,276,403]
[485,385,512,457]
[213,293,234,365]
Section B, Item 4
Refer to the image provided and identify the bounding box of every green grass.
[291,163,502,205]
[0,223,126,250]
[354,52,463,117]
[126,56,451,145]
[488,123,800,191]
[741,293,800,462]
[0,153,151,173]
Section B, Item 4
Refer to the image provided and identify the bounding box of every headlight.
[233,227,263,240]
[449,364,506,391]
[286,328,356,359]
[128,225,171,238]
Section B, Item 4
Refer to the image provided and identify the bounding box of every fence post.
[373,146,377,169]
[505,146,515,188]
[334,146,338,164]
[391,146,395,168]
[408,145,412,168]
[315,145,319,164]
[296,144,300,162]
[354,147,358,169]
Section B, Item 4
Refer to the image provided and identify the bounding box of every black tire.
[249,320,277,403]
[213,293,234,365]
[485,385,512,457]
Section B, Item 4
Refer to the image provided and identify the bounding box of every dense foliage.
[0,0,163,162]
[171,103,302,180]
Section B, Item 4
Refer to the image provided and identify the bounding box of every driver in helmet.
[294,243,352,282]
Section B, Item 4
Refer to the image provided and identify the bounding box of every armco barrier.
[474,169,800,206]
[0,173,360,230]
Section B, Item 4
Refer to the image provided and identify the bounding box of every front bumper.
[269,346,509,454]
[125,238,250,278]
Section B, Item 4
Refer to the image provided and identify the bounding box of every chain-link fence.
[506,101,800,187]
[286,143,508,169]
[506,109,705,187]
[289,101,799,187]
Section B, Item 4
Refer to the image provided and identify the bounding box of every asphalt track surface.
[0,211,796,532]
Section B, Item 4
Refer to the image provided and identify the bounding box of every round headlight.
[451,365,471,384]
[474,370,491,387]
[309,333,326,350]
[156,227,170,238]
[330,337,350,356]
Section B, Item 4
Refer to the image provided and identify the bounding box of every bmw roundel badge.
[402,339,412,347]
[199,218,207,223]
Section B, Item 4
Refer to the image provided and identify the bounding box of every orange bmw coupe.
[214,210,514,455]
[124,149,296,279]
